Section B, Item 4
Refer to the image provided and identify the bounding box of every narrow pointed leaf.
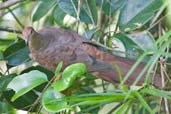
[141,88,171,99]
[133,91,154,114]
[55,61,63,75]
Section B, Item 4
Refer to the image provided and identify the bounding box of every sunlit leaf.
[114,100,132,114]
[141,88,171,99]
[66,92,129,105]
[20,65,54,92]
[7,70,48,101]
[42,87,71,113]
[62,63,86,78]
[55,61,63,75]
[32,0,57,22]
[119,0,162,31]
[54,63,86,91]
[164,0,171,29]
[0,39,14,51]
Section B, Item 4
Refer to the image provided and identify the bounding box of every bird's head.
[22,26,43,50]
[22,26,35,45]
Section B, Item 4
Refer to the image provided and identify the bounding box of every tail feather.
[80,43,162,88]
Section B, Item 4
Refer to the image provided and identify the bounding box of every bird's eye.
[30,29,33,34]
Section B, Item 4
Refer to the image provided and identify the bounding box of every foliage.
[0,0,171,114]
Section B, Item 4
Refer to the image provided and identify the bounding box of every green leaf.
[54,63,86,91]
[0,50,4,60]
[114,100,131,114]
[119,0,163,31]
[42,87,71,113]
[78,104,100,114]
[0,39,14,51]
[112,32,156,61]
[58,0,77,17]
[80,0,98,25]
[62,63,86,78]
[20,65,54,92]
[141,88,171,99]
[96,0,125,16]
[164,0,171,30]
[3,90,38,111]
[53,5,66,26]
[58,0,98,24]
[113,33,150,61]
[66,92,129,105]
[127,31,157,51]
[4,40,30,66]
[0,74,16,92]
[133,91,154,114]
[32,0,57,22]
[0,101,15,114]
[20,65,54,80]
[7,70,48,101]
[55,61,63,75]
[113,33,142,58]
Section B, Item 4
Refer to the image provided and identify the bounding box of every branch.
[0,0,22,10]
[0,27,22,34]
[8,8,24,29]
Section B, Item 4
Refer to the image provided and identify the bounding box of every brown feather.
[22,26,162,88]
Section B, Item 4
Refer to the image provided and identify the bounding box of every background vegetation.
[0,0,171,114]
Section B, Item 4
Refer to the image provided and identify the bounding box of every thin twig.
[158,98,163,114]
[160,57,170,114]
[76,0,81,33]
[102,80,107,93]
[94,41,140,57]
[27,74,59,113]
[8,8,24,29]
[85,0,95,27]
[0,27,22,34]
[145,15,166,32]
[0,0,22,10]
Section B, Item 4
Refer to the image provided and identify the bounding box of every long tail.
[80,43,162,88]
[95,56,162,88]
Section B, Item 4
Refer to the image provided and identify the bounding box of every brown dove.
[22,26,161,87]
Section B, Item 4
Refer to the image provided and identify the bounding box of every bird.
[22,26,161,87]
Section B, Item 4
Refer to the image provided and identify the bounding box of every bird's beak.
[25,38,29,46]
